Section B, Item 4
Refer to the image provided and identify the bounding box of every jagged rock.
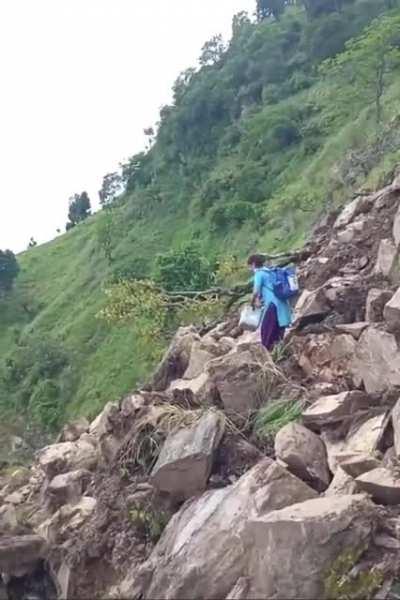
[89,402,118,437]
[322,413,388,473]
[392,399,400,456]
[324,466,357,497]
[151,411,225,500]
[393,202,400,247]
[226,578,250,600]
[350,327,400,393]
[334,196,371,229]
[294,288,330,326]
[0,467,30,499]
[169,372,209,401]
[58,417,89,443]
[244,495,376,599]
[302,391,368,428]
[384,287,400,332]
[206,343,270,416]
[149,326,200,391]
[5,485,31,505]
[336,218,366,244]
[356,468,400,505]
[0,535,47,577]
[127,459,317,600]
[338,453,382,478]
[373,533,400,551]
[47,469,92,508]
[0,504,18,534]
[183,339,232,380]
[334,322,368,339]
[37,439,99,479]
[275,423,331,491]
[57,561,71,600]
[295,333,356,383]
[37,497,97,544]
[374,239,399,282]
[365,288,393,322]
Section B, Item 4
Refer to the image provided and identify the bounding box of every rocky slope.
[3,173,400,598]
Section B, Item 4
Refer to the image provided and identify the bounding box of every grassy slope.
[2,7,400,435]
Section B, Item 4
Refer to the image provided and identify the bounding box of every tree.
[65,191,91,230]
[99,172,123,207]
[153,244,216,292]
[0,250,19,294]
[322,14,400,123]
[28,237,37,248]
[199,35,225,67]
[256,0,286,21]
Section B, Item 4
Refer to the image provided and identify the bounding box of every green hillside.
[2,0,400,444]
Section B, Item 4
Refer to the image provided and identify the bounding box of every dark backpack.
[269,266,299,301]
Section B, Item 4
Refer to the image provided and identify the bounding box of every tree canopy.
[66,192,91,230]
[0,250,19,294]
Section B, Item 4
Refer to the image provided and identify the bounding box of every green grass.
[254,399,304,438]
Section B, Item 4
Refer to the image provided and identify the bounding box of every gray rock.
[338,453,382,478]
[392,399,400,457]
[127,458,317,600]
[324,467,357,497]
[58,417,89,443]
[37,439,99,479]
[0,535,47,577]
[384,287,400,332]
[303,391,368,428]
[365,288,393,322]
[350,327,400,393]
[334,322,368,339]
[275,423,331,491]
[149,326,200,391]
[151,410,225,500]
[47,469,92,508]
[245,495,376,600]
[0,505,18,534]
[207,343,271,416]
[356,468,400,505]
[374,239,399,282]
[393,202,400,247]
[334,196,371,229]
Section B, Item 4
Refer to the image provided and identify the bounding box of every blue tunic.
[253,268,292,328]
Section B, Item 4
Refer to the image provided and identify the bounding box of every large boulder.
[365,288,393,322]
[294,333,356,384]
[58,417,89,443]
[334,196,372,229]
[294,288,330,327]
[37,439,98,479]
[183,339,233,380]
[302,391,368,428]
[373,238,399,282]
[275,423,331,491]
[356,468,400,505]
[334,322,368,340]
[126,459,317,600]
[350,326,400,393]
[37,496,97,545]
[148,326,199,391]
[206,343,271,416]
[151,410,225,500]
[338,453,382,478]
[244,495,376,600]
[0,535,47,577]
[322,413,387,474]
[384,287,400,332]
[47,469,92,508]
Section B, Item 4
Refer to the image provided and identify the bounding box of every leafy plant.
[254,398,304,438]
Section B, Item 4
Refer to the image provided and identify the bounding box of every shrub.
[209,202,257,231]
[153,243,215,292]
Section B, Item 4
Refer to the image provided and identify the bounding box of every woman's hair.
[247,254,265,268]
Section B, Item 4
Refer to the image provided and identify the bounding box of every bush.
[209,201,257,231]
[153,243,216,292]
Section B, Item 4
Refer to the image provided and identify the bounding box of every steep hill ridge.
[2,172,400,598]
[2,0,400,441]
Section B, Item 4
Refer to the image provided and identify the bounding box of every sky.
[0,0,255,253]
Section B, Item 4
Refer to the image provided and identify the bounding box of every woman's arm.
[251,271,263,308]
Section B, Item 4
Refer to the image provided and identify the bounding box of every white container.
[239,305,263,331]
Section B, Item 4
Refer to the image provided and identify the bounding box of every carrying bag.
[239,304,263,331]
[270,266,299,301]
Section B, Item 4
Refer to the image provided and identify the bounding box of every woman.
[248,254,292,351]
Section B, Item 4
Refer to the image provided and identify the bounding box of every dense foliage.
[2,0,400,437]
[0,250,19,294]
